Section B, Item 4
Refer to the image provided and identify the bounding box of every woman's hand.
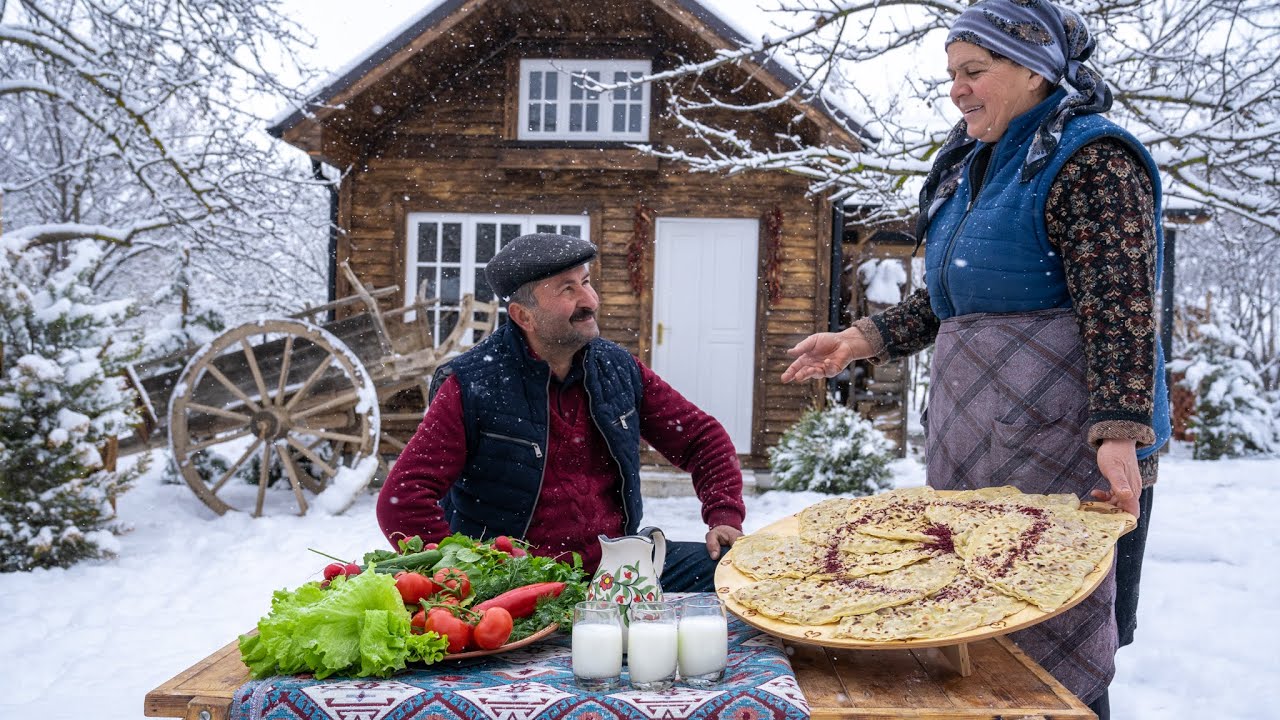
[781,327,873,383]
[1091,438,1142,517]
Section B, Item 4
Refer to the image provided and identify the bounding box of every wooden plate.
[437,623,559,661]
[714,498,1135,650]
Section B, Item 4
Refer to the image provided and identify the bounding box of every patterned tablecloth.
[230,597,810,720]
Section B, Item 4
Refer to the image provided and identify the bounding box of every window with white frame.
[406,213,591,343]
[518,59,651,141]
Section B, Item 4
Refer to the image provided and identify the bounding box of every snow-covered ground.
[0,443,1276,720]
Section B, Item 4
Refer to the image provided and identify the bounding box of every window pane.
[570,76,583,100]
[529,71,542,99]
[475,274,494,302]
[629,105,641,133]
[417,223,438,261]
[417,267,437,298]
[561,225,582,238]
[501,223,522,244]
[630,72,643,100]
[613,71,627,100]
[437,310,458,341]
[612,104,626,132]
[544,72,558,99]
[569,104,582,132]
[586,72,600,100]
[536,224,557,234]
[543,104,556,132]
[528,104,541,132]
[441,267,461,302]
[586,105,598,132]
[476,223,497,263]
[442,223,462,262]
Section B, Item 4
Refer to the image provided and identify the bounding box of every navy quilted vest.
[923,88,1170,458]
[428,323,645,538]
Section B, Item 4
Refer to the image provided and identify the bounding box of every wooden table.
[145,635,1092,720]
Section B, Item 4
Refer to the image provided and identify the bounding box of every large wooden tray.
[715,498,1135,651]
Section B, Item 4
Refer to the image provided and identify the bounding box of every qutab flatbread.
[731,555,962,625]
[728,533,822,580]
[724,486,1133,641]
[834,566,1027,641]
[964,509,1128,612]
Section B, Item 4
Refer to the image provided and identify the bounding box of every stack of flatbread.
[727,486,1132,642]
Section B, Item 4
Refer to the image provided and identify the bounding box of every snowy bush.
[0,239,146,572]
[1170,323,1280,460]
[768,403,895,495]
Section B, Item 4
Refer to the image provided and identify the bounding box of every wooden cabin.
[268,0,874,470]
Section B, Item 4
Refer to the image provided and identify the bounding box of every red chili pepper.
[473,581,566,619]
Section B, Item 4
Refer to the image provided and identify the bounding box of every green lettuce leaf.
[238,570,448,679]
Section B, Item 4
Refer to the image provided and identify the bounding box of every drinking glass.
[678,595,729,687]
[625,601,678,691]
[572,601,624,691]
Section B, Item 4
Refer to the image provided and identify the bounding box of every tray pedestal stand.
[938,642,972,676]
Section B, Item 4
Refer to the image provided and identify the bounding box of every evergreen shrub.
[768,403,895,495]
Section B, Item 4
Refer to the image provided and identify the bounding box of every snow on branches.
[0,237,146,571]
[644,0,1280,232]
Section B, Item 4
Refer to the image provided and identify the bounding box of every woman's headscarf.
[915,0,1112,244]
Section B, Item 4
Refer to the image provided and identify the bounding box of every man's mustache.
[570,308,596,322]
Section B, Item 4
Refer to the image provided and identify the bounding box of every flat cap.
[484,232,597,300]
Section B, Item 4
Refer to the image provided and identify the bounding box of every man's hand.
[1092,438,1142,517]
[705,525,743,560]
[781,327,872,383]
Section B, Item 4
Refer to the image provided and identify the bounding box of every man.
[377,233,745,592]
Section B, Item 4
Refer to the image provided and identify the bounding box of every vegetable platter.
[238,533,587,679]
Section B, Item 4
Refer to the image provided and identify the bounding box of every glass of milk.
[572,601,624,691]
[625,601,678,691]
[677,595,729,687]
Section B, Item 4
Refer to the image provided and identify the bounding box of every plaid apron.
[924,307,1117,704]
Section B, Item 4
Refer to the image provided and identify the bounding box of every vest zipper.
[939,145,998,317]
[522,375,552,538]
[583,371,632,532]
[480,431,543,458]
[617,408,636,429]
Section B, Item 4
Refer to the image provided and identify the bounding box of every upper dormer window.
[518,59,651,141]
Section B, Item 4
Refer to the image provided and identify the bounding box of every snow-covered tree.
[643,0,1280,233]
[0,0,331,325]
[1175,215,1280,393]
[1169,322,1279,459]
[0,238,145,572]
[769,403,895,494]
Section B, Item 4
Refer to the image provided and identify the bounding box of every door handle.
[657,322,665,346]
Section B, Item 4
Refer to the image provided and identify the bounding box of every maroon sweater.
[376,353,745,572]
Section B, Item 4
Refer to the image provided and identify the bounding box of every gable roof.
[268,0,876,153]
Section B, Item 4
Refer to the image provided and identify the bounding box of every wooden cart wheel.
[168,319,380,517]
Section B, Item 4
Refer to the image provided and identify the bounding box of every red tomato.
[411,609,426,631]
[424,608,472,654]
[493,535,514,553]
[473,607,514,650]
[433,568,471,597]
[436,593,461,606]
[395,571,439,605]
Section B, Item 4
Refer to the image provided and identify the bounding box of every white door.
[651,218,759,453]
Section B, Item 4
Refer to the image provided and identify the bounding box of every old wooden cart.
[121,264,500,517]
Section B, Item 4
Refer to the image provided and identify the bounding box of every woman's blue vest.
[923,89,1171,458]
[427,322,645,538]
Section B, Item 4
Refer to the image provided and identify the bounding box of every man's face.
[518,264,600,351]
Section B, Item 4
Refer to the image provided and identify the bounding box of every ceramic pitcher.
[587,526,666,626]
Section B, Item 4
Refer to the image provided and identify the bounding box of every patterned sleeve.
[862,287,941,362]
[1045,139,1158,447]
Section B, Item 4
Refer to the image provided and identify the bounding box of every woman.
[782,2,1168,716]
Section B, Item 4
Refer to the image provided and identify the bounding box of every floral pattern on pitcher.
[587,561,658,622]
